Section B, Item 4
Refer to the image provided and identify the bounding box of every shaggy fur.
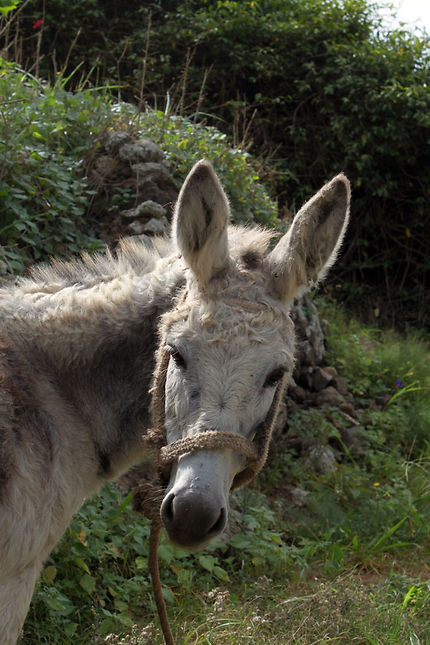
[0,160,350,644]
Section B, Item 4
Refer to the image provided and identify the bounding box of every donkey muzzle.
[161,486,227,548]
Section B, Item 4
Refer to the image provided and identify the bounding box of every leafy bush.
[25,483,292,642]
[0,61,277,274]
[0,61,113,271]
[26,485,155,642]
[12,0,430,326]
[138,110,279,227]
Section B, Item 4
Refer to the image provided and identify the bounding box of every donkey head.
[159,160,350,549]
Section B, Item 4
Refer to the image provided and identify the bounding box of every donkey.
[0,159,350,644]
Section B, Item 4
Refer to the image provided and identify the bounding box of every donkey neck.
[1,256,184,367]
[0,255,185,483]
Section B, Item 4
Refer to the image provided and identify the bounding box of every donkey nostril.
[208,507,226,535]
[161,490,227,548]
[161,491,175,525]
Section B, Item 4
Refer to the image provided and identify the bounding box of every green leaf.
[213,565,230,582]
[229,534,252,549]
[99,617,119,637]
[135,556,147,570]
[198,554,215,573]
[45,596,66,612]
[114,598,129,612]
[0,0,20,17]
[79,573,96,595]
[158,543,175,565]
[370,517,407,552]
[162,586,175,604]
[74,557,90,574]
[64,623,78,637]
[42,565,57,584]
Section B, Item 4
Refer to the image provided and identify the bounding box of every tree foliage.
[5,0,430,326]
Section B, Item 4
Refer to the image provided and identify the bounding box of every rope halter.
[133,338,287,645]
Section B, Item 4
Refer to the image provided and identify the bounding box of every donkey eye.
[264,366,286,388]
[167,346,187,369]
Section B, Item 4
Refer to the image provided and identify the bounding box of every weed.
[320,298,430,454]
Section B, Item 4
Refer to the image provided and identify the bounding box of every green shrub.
[0,61,278,274]
[12,0,430,326]
[138,110,279,227]
[0,61,113,271]
[25,483,293,642]
[26,484,186,641]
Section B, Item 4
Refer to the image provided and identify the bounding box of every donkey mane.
[12,236,172,292]
[3,225,274,297]
[0,226,276,368]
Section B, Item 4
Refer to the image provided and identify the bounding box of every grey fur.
[0,160,350,643]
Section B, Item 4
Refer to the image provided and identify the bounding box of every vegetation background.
[4,0,430,329]
[1,0,429,643]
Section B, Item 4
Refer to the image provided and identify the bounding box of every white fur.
[267,174,350,302]
[172,160,230,286]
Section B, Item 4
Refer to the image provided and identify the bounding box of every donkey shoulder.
[0,334,55,496]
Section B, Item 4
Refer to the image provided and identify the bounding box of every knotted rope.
[133,342,286,645]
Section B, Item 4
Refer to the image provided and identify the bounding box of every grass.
[198,568,429,644]
[97,564,430,644]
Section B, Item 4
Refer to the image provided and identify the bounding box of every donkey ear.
[267,174,350,303]
[172,160,230,286]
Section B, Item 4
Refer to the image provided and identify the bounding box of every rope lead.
[148,523,175,645]
[133,344,287,645]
